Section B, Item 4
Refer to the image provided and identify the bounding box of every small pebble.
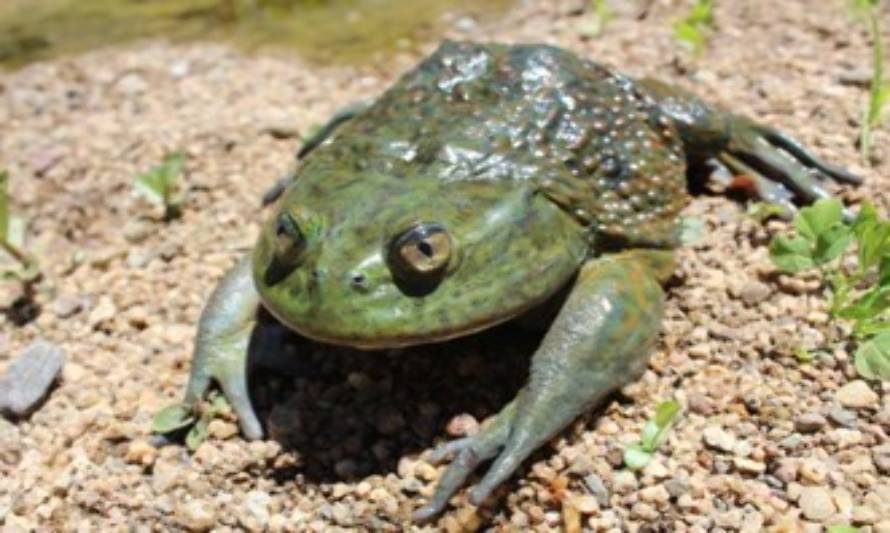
[612,471,637,494]
[799,459,828,484]
[125,439,157,466]
[835,380,879,409]
[733,457,766,475]
[638,484,670,504]
[798,486,835,521]
[570,494,599,514]
[739,280,771,305]
[583,473,610,507]
[176,500,216,532]
[0,340,65,417]
[445,413,479,437]
[826,405,857,427]
[208,419,238,440]
[702,426,736,453]
[794,412,826,433]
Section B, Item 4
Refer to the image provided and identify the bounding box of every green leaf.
[623,444,652,470]
[837,286,890,320]
[794,347,814,363]
[673,21,706,50]
[0,170,8,242]
[827,525,861,533]
[879,255,890,285]
[855,318,890,337]
[852,201,879,236]
[770,234,815,273]
[856,220,890,272]
[134,152,185,208]
[747,202,788,222]
[795,198,844,242]
[208,391,231,416]
[854,330,890,380]
[641,399,682,452]
[578,0,612,37]
[152,404,196,434]
[186,415,211,451]
[813,224,853,266]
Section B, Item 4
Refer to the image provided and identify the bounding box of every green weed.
[0,170,39,285]
[134,152,186,221]
[578,0,613,38]
[623,399,682,470]
[850,0,889,164]
[672,0,714,54]
[152,391,231,451]
[770,198,890,380]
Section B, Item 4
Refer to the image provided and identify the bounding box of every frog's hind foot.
[717,116,861,218]
[412,403,516,522]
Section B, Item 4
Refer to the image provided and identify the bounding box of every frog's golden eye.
[388,224,453,289]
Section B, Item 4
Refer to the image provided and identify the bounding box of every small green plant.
[152,391,231,451]
[578,0,613,38]
[672,0,715,54]
[770,198,890,380]
[0,170,39,284]
[850,0,889,164]
[134,152,186,220]
[827,525,860,533]
[623,399,682,470]
[746,202,789,223]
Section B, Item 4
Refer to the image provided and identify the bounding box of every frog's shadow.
[245,308,539,485]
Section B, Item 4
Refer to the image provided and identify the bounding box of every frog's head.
[252,174,586,348]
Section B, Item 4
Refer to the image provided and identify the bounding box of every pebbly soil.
[1,0,889,531]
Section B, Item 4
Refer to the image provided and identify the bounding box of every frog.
[159,41,859,521]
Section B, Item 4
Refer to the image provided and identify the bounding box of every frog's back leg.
[638,78,861,216]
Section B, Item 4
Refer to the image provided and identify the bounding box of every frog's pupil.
[417,241,434,258]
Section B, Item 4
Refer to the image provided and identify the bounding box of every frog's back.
[307,41,689,246]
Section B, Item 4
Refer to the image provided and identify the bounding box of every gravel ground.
[1,0,889,531]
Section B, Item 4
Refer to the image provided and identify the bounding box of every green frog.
[160,41,859,521]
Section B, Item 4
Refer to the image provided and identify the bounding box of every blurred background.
[0,0,515,68]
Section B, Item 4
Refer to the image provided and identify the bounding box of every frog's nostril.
[350,272,369,290]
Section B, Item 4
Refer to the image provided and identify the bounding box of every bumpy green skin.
[168,41,857,522]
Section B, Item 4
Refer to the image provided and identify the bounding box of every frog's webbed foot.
[717,116,861,218]
[413,250,671,522]
[155,256,264,442]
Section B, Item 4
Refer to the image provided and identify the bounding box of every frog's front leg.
[640,78,861,216]
[413,249,673,521]
[169,256,265,440]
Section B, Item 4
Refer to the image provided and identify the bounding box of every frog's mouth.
[261,291,552,350]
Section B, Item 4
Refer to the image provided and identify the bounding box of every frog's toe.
[413,404,514,522]
[718,152,797,218]
[759,126,862,184]
[217,369,264,440]
[722,117,861,208]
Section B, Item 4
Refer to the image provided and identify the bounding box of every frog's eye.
[387,223,453,288]
[274,212,306,264]
[264,211,306,285]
